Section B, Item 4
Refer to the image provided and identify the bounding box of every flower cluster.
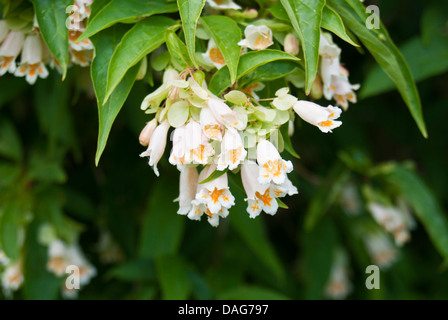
[0,0,93,85]
[138,24,354,227]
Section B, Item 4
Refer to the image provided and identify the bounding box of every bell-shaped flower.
[140,68,179,112]
[293,100,342,133]
[69,29,94,51]
[364,231,397,269]
[319,32,341,60]
[216,127,247,171]
[14,34,49,84]
[46,239,69,277]
[176,166,199,215]
[256,139,293,185]
[2,260,24,294]
[0,30,25,76]
[140,121,170,176]
[184,120,215,165]
[206,0,241,10]
[284,33,299,56]
[169,125,188,168]
[207,97,245,130]
[65,244,96,286]
[200,107,223,141]
[324,249,352,300]
[202,38,226,70]
[139,118,158,146]
[238,25,273,51]
[272,87,297,111]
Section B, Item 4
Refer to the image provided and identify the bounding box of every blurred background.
[0,0,447,299]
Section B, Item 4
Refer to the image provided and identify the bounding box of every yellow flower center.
[204,124,221,139]
[209,47,225,65]
[255,189,273,207]
[254,34,271,49]
[262,159,285,178]
[318,120,333,127]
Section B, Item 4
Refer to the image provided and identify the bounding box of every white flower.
[202,38,226,70]
[256,139,293,185]
[70,47,94,67]
[324,249,352,300]
[0,20,9,43]
[241,161,298,218]
[206,0,241,10]
[139,118,158,146]
[65,244,96,286]
[69,29,94,51]
[364,231,397,268]
[0,30,25,76]
[238,25,273,51]
[293,100,342,133]
[207,98,245,130]
[284,33,299,56]
[184,120,215,165]
[176,166,199,215]
[14,34,49,84]
[2,260,24,293]
[187,165,235,227]
[141,68,179,112]
[319,32,341,60]
[140,121,170,176]
[47,239,69,277]
[169,125,188,168]
[217,127,247,171]
[200,107,223,141]
[272,87,297,111]
[74,0,93,20]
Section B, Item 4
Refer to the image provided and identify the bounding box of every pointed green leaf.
[165,28,193,70]
[328,0,427,138]
[200,15,242,84]
[78,0,178,41]
[31,0,71,79]
[279,0,325,94]
[177,0,206,67]
[209,49,300,95]
[104,16,177,104]
[321,6,359,47]
[156,255,191,300]
[0,199,21,261]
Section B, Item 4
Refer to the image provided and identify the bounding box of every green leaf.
[0,163,21,189]
[328,0,427,138]
[0,199,21,261]
[106,259,156,282]
[105,17,177,104]
[27,154,67,184]
[200,16,242,84]
[302,218,337,299]
[79,0,178,41]
[381,165,448,264]
[165,28,193,70]
[156,255,191,300]
[218,286,290,300]
[239,60,300,88]
[229,182,286,283]
[279,122,300,159]
[209,49,300,95]
[361,36,448,98]
[304,163,350,230]
[177,0,206,67]
[31,0,71,79]
[321,6,359,47]
[280,0,325,94]
[0,119,22,162]
[139,177,185,259]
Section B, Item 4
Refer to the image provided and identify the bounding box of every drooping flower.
[256,139,293,185]
[207,97,245,130]
[140,121,170,176]
[184,120,215,165]
[217,127,247,171]
[364,231,397,268]
[176,166,199,215]
[187,165,235,227]
[1,260,24,294]
[47,239,69,277]
[65,244,97,286]
[200,107,223,141]
[238,25,273,51]
[206,0,241,10]
[293,100,342,133]
[169,125,187,168]
[319,32,341,60]
[324,249,352,300]
[0,31,25,76]
[14,34,49,84]
[202,38,226,70]
[139,118,158,147]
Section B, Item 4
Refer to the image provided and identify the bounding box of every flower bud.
[284,33,299,56]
